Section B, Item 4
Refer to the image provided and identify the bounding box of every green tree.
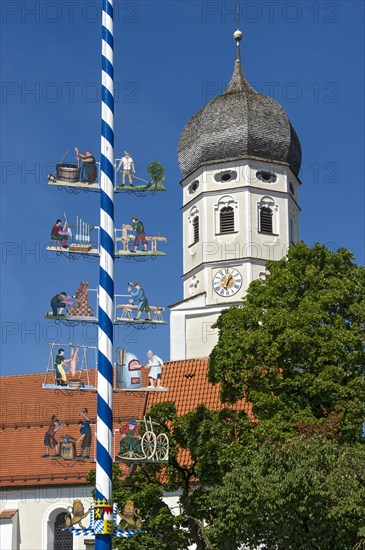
[146,161,166,188]
[209,243,365,441]
[208,437,365,550]
[86,402,251,549]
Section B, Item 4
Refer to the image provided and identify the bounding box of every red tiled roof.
[0,372,147,487]
[147,358,250,416]
[0,360,251,487]
[146,358,251,471]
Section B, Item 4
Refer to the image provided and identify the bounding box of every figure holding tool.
[143,350,164,389]
[77,408,93,459]
[117,151,136,186]
[74,147,97,184]
[123,217,148,253]
[43,415,65,457]
[128,282,151,321]
[51,218,70,248]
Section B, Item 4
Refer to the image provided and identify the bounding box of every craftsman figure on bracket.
[128,282,151,321]
[119,418,141,454]
[117,151,135,186]
[55,348,68,386]
[125,216,148,253]
[51,219,70,248]
[74,147,97,184]
[50,292,74,317]
[144,350,164,389]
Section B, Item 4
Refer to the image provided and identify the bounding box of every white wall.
[1,485,93,550]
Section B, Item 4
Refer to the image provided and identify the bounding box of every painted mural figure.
[119,419,141,454]
[43,415,64,457]
[74,147,97,183]
[145,350,164,389]
[117,151,135,186]
[51,218,70,248]
[50,292,74,317]
[77,408,92,459]
[127,216,148,253]
[128,282,151,321]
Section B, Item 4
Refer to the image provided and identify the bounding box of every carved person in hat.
[124,216,147,253]
[117,151,135,186]
[119,418,141,454]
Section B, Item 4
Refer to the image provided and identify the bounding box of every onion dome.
[178,30,302,178]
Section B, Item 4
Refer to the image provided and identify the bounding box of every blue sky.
[1,0,364,376]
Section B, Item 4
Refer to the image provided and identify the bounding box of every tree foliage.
[87,402,251,549]
[209,243,365,441]
[208,437,365,550]
[85,244,365,548]
[146,161,166,184]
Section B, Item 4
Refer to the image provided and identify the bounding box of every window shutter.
[193,216,199,243]
[260,207,273,233]
[220,206,235,233]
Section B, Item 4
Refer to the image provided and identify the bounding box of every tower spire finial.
[233,29,243,61]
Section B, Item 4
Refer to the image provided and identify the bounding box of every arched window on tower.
[53,512,73,550]
[214,195,238,235]
[220,206,235,234]
[188,206,200,246]
[260,207,273,233]
[193,216,199,244]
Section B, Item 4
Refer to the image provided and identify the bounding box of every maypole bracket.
[65,502,142,539]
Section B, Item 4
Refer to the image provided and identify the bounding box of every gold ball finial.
[233,29,243,43]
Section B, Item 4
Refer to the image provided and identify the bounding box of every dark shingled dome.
[178,59,302,178]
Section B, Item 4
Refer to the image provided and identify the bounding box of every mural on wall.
[115,416,169,463]
[115,216,167,256]
[115,282,166,324]
[42,409,95,460]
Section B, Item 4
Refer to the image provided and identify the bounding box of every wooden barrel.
[57,163,80,183]
[69,379,83,389]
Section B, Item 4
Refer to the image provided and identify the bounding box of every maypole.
[96,0,115,548]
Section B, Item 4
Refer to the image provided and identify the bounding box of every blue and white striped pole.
[96,0,115,548]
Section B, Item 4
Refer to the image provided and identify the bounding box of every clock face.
[213,268,242,297]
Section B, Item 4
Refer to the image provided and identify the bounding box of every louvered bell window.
[193,216,199,243]
[260,207,273,233]
[220,206,235,234]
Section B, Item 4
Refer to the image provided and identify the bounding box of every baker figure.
[145,350,164,389]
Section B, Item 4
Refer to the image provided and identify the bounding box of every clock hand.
[224,273,233,289]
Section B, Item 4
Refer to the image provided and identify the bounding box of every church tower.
[170,31,302,360]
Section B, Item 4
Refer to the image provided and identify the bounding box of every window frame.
[214,195,238,235]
